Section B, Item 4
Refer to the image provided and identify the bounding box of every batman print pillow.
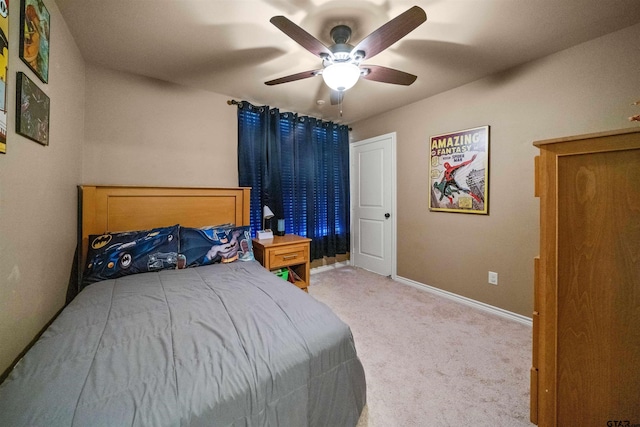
[179,225,254,268]
[83,224,179,287]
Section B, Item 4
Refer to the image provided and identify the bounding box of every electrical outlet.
[488,271,498,285]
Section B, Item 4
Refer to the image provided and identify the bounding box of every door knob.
[385,213,390,219]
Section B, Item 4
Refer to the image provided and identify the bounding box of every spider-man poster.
[0,0,8,154]
[429,126,489,214]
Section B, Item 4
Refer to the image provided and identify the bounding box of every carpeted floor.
[308,266,533,427]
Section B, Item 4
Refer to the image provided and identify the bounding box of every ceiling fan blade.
[270,16,334,59]
[265,69,321,85]
[361,65,417,85]
[330,90,344,105]
[351,6,427,61]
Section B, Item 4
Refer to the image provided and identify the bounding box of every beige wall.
[0,0,85,373]
[82,65,238,187]
[351,23,640,317]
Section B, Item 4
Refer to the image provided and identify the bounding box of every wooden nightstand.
[252,234,311,292]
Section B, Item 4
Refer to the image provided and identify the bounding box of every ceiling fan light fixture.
[322,62,360,92]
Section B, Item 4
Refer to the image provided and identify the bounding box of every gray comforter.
[0,261,366,426]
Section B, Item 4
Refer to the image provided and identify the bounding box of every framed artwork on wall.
[428,125,489,214]
[0,0,9,154]
[19,0,49,84]
[16,71,50,146]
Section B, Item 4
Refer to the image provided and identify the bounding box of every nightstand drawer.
[269,244,309,269]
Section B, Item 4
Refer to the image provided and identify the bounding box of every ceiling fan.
[265,5,427,105]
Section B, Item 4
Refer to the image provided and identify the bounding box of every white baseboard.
[310,261,350,275]
[395,275,533,327]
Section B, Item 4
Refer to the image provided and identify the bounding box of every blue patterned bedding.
[0,261,366,426]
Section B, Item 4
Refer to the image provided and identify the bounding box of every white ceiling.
[56,0,640,124]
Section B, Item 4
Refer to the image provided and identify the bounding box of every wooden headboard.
[77,185,251,269]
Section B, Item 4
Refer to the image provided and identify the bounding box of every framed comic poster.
[0,0,8,154]
[429,126,489,214]
[16,71,49,146]
[19,0,49,83]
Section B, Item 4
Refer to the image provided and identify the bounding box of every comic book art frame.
[0,0,8,154]
[16,71,49,146]
[19,0,49,84]
[428,126,489,214]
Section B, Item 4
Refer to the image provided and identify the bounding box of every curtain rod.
[226,99,352,130]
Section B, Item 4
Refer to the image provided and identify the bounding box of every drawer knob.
[283,254,297,260]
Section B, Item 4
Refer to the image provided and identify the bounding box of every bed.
[0,185,366,426]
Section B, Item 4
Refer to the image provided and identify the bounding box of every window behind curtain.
[237,101,350,261]
[237,103,267,236]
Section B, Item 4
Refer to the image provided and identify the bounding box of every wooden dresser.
[252,234,311,292]
[531,128,640,426]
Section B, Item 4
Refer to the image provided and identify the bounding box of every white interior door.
[351,133,396,277]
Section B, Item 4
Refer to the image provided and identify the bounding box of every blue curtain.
[237,101,350,261]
